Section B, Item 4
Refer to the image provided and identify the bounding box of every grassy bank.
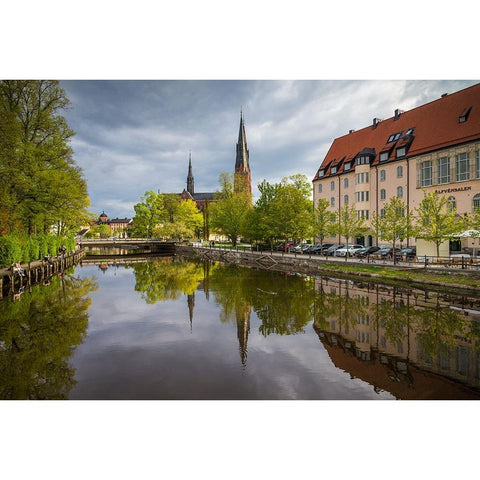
[315,262,480,291]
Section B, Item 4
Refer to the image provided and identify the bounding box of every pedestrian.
[15,262,26,277]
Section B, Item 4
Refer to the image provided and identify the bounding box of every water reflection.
[126,258,480,398]
[0,273,98,399]
[2,256,480,399]
[313,278,480,399]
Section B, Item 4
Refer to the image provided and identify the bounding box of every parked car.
[275,242,295,252]
[294,244,311,253]
[335,244,364,257]
[310,243,333,255]
[395,247,416,260]
[324,244,344,256]
[354,246,380,258]
[376,247,401,259]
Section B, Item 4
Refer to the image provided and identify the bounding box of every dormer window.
[344,162,351,171]
[459,106,472,123]
[379,151,389,162]
[355,156,371,166]
[318,169,324,177]
[396,147,406,158]
[331,166,337,174]
[387,132,402,142]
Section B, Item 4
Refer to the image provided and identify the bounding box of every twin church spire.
[186,110,252,195]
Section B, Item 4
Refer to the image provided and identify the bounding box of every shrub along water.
[0,234,75,268]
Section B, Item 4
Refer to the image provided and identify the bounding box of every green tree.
[131,190,166,238]
[154,195,203,240]
[331,204,368,259]
[313,198,336,245]
[415,191,462,257]
[0,80,90,235]
[372,197,414,262]
[210,173,252,246]
[269,174,313,244]
[245,180,280,248]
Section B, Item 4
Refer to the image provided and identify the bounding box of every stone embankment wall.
[175,245,480,293]
[176,245,403,277]
[0,248,86,298]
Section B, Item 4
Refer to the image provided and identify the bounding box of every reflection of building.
[313,277,480,399]
[312,83,480,254]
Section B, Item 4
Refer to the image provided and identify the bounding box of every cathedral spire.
[187,151,194,196]
[234,109,251,193]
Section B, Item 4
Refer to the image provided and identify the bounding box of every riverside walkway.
[0,248,86,298]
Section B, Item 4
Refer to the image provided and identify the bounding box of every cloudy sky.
[61,79,478,218]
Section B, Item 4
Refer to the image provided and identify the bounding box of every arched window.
[380,170,386,181]
[380,189,386,200]
[397,186,403,198]
[344,194,349,205]
[397,166,403,178]
[330,197,335,207]
[448,196,456,213]
[344,178,349,188]
[473,193,480,211]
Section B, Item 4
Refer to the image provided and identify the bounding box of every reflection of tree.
[313,280,369,336]
[375,292,411,349]
[209,265,315,336]
[0,274,97,399]
[129,258,205,304]
[413,303,467,362]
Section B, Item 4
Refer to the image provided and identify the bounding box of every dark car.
[376,247,393,258]
[377,247,402,259]
[354,246,380,258]
[325,244,344,256]
[395,247,416,260]
[305,243,322,254]
[311,243,334,255]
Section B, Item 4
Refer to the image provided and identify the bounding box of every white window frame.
[421,161,432,187]
[437,156,450,184]
[456,152,470,182]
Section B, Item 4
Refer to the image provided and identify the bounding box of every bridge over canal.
[80,238,176,254]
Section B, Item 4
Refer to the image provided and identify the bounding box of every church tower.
[187,151,194,196]
[234,109,252,194]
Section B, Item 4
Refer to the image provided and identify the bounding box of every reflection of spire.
[203,261,210,301]
[236,304,251,366]
[187,292,195,333]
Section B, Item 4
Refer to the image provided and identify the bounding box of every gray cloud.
[61,80,478,218]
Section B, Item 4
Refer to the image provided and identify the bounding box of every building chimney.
[394,109,404,120]
[372,118,383,129]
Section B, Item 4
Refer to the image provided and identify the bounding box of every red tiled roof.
[313,83,480,181]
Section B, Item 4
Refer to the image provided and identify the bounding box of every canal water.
[1,255,480,400]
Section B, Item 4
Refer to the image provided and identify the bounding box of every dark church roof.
[193,192,215,201]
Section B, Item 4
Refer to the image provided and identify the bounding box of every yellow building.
[312,83,480,255]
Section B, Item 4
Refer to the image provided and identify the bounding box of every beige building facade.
[313,84,480,254]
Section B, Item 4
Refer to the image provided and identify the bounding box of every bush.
[0,233,76,267]
[0,235,23,267]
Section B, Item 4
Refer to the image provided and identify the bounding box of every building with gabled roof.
[313,83,480,253]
